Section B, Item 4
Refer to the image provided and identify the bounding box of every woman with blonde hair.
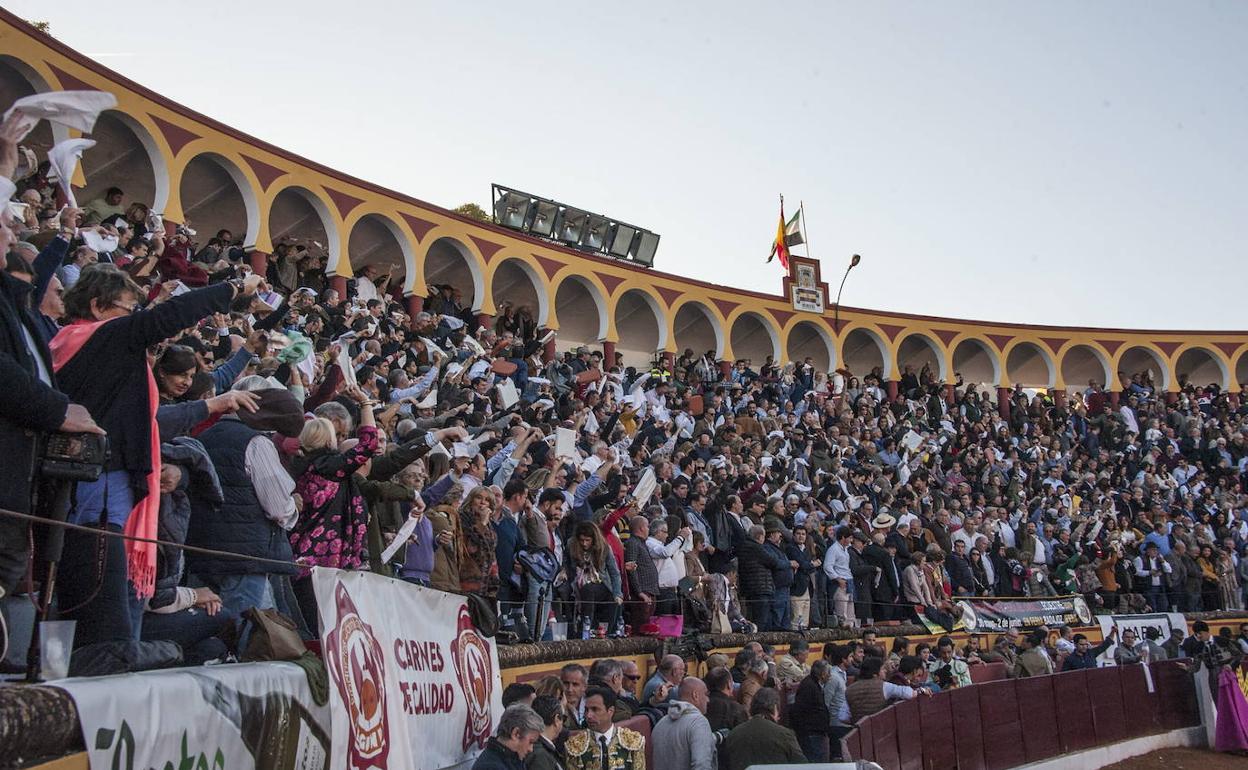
[288,387,379,627]
[458,486,499,599]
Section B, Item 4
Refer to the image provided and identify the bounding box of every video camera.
[38,432,109,482]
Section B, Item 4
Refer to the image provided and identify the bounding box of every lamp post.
[833,253,861,334]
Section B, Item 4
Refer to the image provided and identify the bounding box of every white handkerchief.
[497,378,519,409]
[452,442,478,459]
[420,337,445,359]
[415,389,438,409]
[47,138,95,208]
[440,315,465,330]
[80,227,118,254]
[584,410,600,434]
[4,91,118,142]
[555,427,576,459]
[380,514,420,564]
[461,335,485,355]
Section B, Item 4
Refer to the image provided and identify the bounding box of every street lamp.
[833,254,861,334]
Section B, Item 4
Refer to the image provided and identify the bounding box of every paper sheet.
[496,378,519,409]
[555,427,576,460]
[47,138,95,208]
[901,430,924,453]
[380,514,420,564]
[633,467,657,504]
[4,90,118,142]
[80,227,118,254]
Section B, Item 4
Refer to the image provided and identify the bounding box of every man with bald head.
[651,677,716,770]
[643,653,686,705]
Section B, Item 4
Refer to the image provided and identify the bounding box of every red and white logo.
[450,605,493,751]
[325,581,391,770]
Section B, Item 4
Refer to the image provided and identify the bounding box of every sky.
[8,1,1248,329]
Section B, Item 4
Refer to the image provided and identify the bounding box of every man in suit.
[1015,629,1054,678]
[861,515,901,621]
[494,479,529,626]
[564,687,646,770]
[720,687,806,770]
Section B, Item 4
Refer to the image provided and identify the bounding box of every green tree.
[26,20,51,34]
[453,203,489,223]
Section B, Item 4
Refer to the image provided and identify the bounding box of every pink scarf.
[50,320,159,599]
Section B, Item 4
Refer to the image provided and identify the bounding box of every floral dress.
[289,425,379,577]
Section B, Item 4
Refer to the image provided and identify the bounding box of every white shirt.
[242,429,298,529]
[825,541,852,581]
[648,534,692,588]
[354,276,379,302]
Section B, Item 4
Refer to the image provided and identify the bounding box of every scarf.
[50,320,159,599]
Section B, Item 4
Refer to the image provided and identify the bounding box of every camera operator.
[0,112,103,599]
[50,261,265,649]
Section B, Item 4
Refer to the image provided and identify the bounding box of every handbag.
[516,547,560,584]
[651,614,684,638]
[710,609,733,635]
[241,608,307,662]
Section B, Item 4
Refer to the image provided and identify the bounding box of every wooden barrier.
[843,661,1201,767]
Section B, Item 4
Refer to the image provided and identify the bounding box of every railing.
[842,660,1200,769]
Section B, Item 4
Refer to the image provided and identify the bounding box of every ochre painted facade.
[3,10,1247,394]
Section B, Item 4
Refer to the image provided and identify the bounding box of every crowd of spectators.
[3,99,1248,679]
[476,620,1248,768]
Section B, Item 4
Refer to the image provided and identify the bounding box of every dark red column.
[1165,391,1179,405]
[1053,389,1066,409]
[997,387,1011,419]
[1110,391,1120,408]
[719,359,733,381]
[476,313,492,334]
[406,294,424,316]
[602,341,616,367]
[330,275,347,297]
[248,250,267,276]
[886,380,899,402]
[1230,392,1241,410]
[944,383,955,405]
[542,338,556,364]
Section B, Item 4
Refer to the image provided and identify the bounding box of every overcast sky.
[10,1,1247,329]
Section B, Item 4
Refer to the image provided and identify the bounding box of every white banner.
[312,567,504,770]
[1095,612,1189,665]
[57,661,330,770]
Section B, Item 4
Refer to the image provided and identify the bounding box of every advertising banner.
[312,567,504,770]
[956,595,1094,633]
[1095,612,1189,665]
[57,661,330,770]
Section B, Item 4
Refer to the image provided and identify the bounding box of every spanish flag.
[767,199,803,269]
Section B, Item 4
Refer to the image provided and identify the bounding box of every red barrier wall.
[844,661,1199,767]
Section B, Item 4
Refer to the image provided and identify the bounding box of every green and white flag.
[783,208,804,248]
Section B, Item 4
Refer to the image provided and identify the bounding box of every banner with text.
[57,661,330,770]
[1095,612,1189,665]
[312,567,504,770]
[957,596,1094,633]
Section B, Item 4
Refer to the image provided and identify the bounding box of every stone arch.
[614,288,666,367]
[78,110,168,215]
[267,185,341,275]
[422,236,484,311]
[1117,344,1171,392]
[952,336,1002,387]
[841,326,889,379]
[1174,346,1229,390]
[0,55,64,154]
[728,311,780,368]
[671,300,724,360]
[490,257,548,328]
[786,320,835,372]
[1004,340,1056,389]
[552,274,609,351]
[1060,344,1113,392]
[896,332,948,382]
[347,213,414,293]
[1235,351,1248,391]
[178,152,259,247]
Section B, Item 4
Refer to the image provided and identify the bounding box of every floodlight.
[493,191,531,230]
[558,208,589,244]
[632,231,660,267]
[530,200,559,237]
[582,214,611,251]
[608,223,637,257]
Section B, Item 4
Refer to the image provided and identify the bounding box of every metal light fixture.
[493,191,531,230]
[490,183,660,267]
[582,214,611,251]
[558,208,589,244]
[607,223,637,257]
[530,200,559,237]
[632,231,660,267]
